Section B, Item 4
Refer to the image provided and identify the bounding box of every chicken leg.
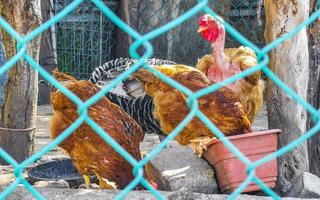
[83,175,92,189]
[189,136,217,157]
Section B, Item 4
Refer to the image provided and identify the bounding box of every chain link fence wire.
[54,0,118,79]
[134,0,265,66]
[0,0,319,200]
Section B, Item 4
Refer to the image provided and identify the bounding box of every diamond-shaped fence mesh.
[0,0,319,200]
[55,0,117,79]
[136,0,265,66]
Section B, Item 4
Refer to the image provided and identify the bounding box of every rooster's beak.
[197,26,208,33]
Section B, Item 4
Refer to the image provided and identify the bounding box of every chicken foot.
[98,176,118,189]
[141,151,147,157]
[189,136,217,157]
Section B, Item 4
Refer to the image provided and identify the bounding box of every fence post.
[264,0,310,196]
[307,0,320,178]
[0,0,41,164]
[38,0,57,105]
[115,0,132,57]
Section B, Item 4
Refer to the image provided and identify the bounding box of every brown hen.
[196,14,265,123]
[132,64,252,156]
[50,70,147,189]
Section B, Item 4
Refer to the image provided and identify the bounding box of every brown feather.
[50,77,145,189]
[132,65,252,145]
[196,46,265,123]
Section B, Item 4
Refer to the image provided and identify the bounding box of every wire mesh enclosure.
[133,0,265,66]
[54,0,118,79]
[218,0,265,47]
[0,0,319,199]
[54,0,264,77]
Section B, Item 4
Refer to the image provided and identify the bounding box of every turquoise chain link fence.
[0,0,319,199]
[136,0,265,66]
[55,0,264,78]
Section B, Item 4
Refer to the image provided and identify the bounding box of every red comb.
[198,14,224,43]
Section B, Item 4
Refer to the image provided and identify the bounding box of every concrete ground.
[1,186,318,200]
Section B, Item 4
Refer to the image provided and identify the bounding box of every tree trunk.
[0,0,41,164]
[307,0,320,177]
[264,0,310,196]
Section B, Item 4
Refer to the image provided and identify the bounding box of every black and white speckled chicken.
[89,57,176,141]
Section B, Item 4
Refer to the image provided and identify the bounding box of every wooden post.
[264,0,310,196]
[0,0,41,164]
[307,0,320,177]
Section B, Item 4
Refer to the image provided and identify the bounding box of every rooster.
[131,64,252,156]
[196,14,265,123]
[50,69,156,189]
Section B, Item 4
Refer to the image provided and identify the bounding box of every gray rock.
[33,180,70,188]
[289,172,320,198]
[167,187,201,200]
[78,183,100,189]
[145,142,218,194]
[0,173,15,186]
[1,186,318,200]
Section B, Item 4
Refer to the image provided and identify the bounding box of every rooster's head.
[198,14,224,43]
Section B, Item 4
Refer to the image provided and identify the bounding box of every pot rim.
[206,129,282,147]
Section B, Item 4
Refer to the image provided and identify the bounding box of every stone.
[288,172,320,198]
[33,180,70,189]
[167,187,202,200]
[145,142,218,194]
[0,186,318,200]
[0,174,15,186]
[78,183,100,189]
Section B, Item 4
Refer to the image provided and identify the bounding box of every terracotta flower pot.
[203,129,281,193]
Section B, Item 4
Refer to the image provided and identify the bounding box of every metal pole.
[49,0,58,66]
[99,5,103,66]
